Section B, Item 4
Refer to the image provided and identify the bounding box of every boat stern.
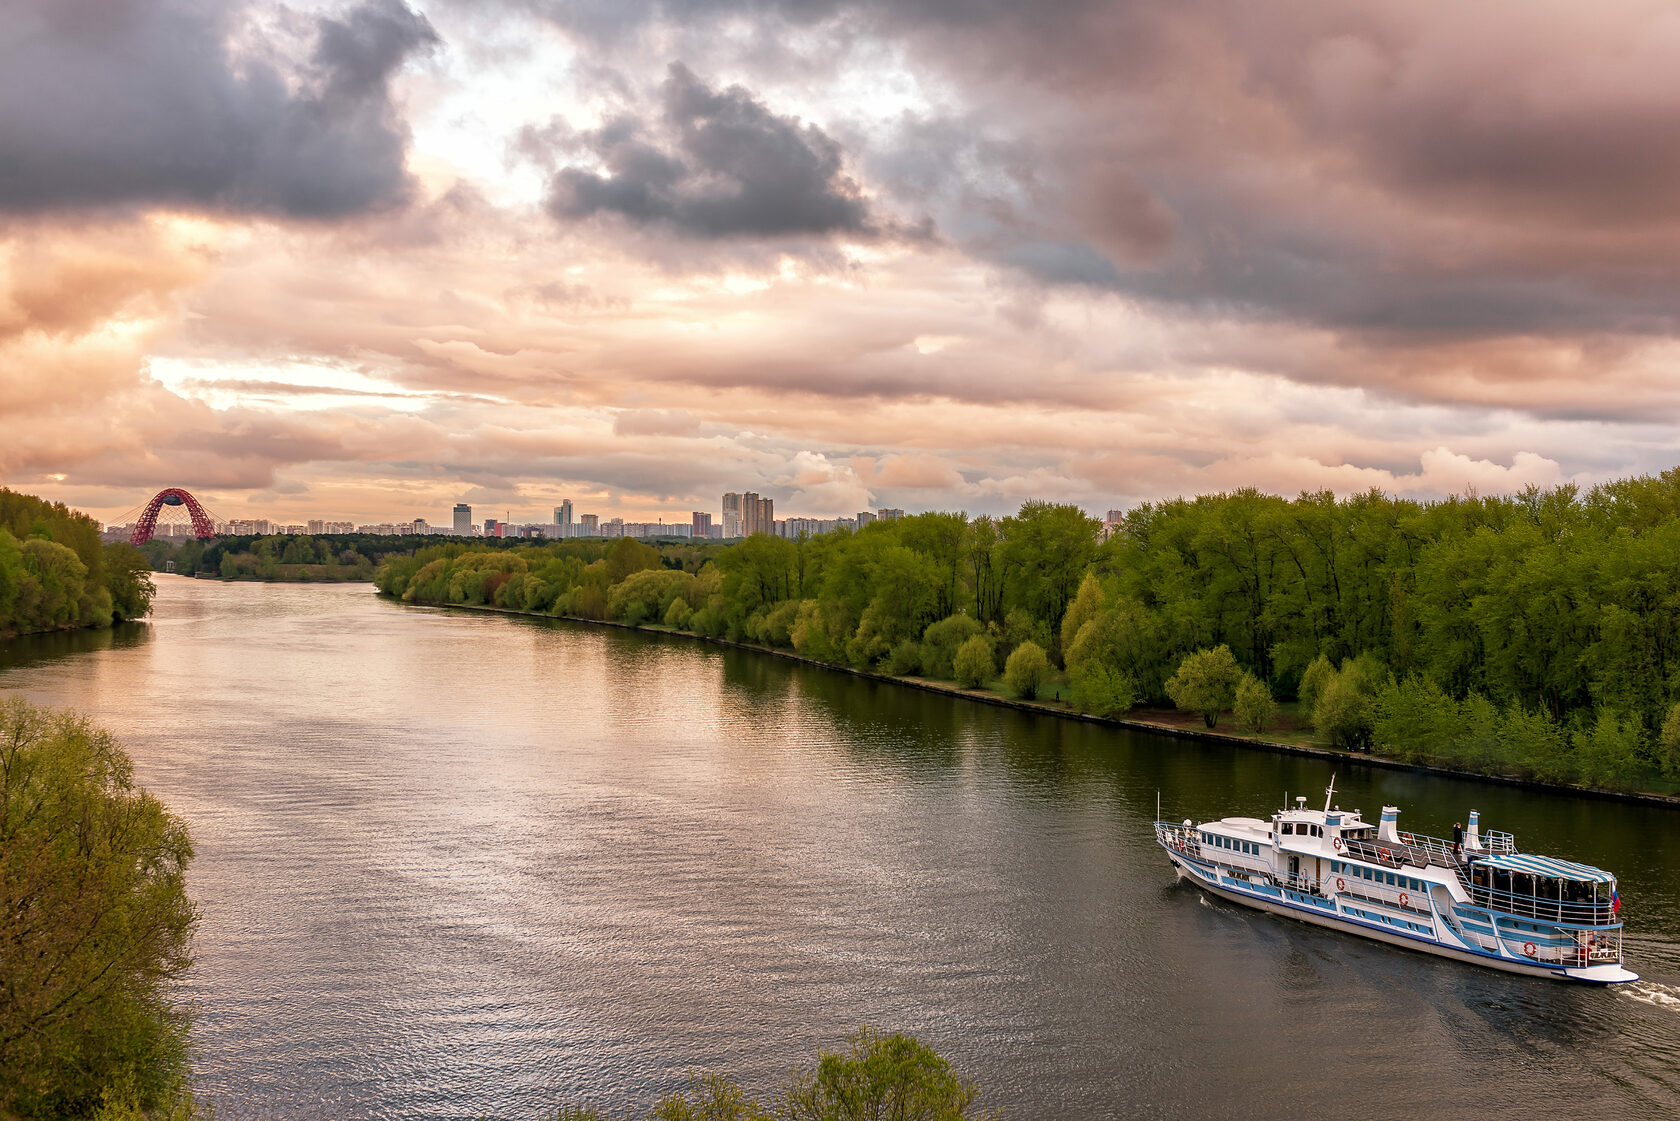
[1561,962,1640,984]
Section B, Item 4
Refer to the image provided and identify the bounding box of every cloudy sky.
[6,0,1680,527]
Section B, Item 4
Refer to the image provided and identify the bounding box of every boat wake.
[1617,981,1680,1010]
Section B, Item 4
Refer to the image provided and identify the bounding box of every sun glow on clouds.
[14,0,1680,527]
[146,357,433,413]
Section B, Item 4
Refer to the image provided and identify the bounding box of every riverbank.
[392,594,1680,811]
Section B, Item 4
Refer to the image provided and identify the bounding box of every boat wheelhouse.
[1153,781,1635,984]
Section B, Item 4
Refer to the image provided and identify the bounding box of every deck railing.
[1466,884,1618,927]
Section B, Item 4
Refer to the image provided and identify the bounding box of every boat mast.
[1323,774,1337,814]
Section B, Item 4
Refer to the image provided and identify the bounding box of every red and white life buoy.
[1398,892,1409,907]
[1523,941,1537,957]
[1335,877,1346,891]
[1332,837,1343,851]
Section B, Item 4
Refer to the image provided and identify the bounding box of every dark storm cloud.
[510,0,1680,348]
[536,63,878,239]
[0,0,437,218]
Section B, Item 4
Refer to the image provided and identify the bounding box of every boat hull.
[1165,847,1637,984]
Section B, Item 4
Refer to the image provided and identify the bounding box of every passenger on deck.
[1452,822,1463,857]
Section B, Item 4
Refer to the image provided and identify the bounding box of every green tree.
[1296,654,1335,714]
[665,597,694,629]
[1003,641,1051,700]
[1661,703,1680,779]
[1164,645,1242,728]
[998,501,1097,647]
[1313,672,1373,748]
[953,635,994,689]
[0,699,199,1119]
[1573,711,1644,788]
[1068,664,1137,719]
[780,1028,996,1121]
[1233,672,1276,734]
[102,544,156,622]
[920,614,985,679]
[1059,571,1105,653]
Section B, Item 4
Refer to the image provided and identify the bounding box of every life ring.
[1332,837,1343,850]
[1398,892,1409,907]
[1523,941,1537,957]
[1335,877,1345,891]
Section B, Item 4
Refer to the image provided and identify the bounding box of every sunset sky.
[7,0,1680,526]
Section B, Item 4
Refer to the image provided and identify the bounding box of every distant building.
[579,513,600,535]
[1106,509,1125,524]
[856,511,876,528]
[412,519,428,535]
[877,508,904,521]
[555,500,574,529]
[692,511,712,538]
[307,519,325,534]
[742,492,774,536]
[279,524,306,535]
[484,518,501,537]
[722,492,743,539]
[453,503,472,535]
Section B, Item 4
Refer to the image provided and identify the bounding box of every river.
[2,577,1677,1119]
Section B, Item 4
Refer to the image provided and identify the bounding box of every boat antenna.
[1156,790,1161,823]
[1323,774,1337,814]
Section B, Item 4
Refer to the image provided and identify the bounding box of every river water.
[2,577,1677,1119]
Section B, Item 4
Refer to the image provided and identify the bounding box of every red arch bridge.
[129,488,218,545]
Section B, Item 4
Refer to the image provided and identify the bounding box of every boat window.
[1282,823,1293,834]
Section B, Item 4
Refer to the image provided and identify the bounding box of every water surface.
[2,578,1677,1119]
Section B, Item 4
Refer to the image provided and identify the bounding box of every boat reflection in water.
[1155,778,1637,983]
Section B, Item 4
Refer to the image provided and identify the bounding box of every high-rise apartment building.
[579,513,600,535]
[742,492,774,536]
[856,510,876,528]
[555,500,574,528]
[722,492,743,538]
[453,503,472,535]
[692,511,712,538]
[877,508,904,521]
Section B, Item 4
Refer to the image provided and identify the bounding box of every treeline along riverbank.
[374,470,1680,798]
[0,489,153,638]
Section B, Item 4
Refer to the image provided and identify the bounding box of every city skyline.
[10,2,1680,528]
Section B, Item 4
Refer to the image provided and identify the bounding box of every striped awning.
[1475,852,1615,884]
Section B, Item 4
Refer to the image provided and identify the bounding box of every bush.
[953,635,994,688]
[1164,645,1242,728]
[1003,641,1051,699]
[0,699,200,1119]
[886,639,923,676]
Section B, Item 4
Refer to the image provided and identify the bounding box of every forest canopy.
[377,470,1680,792]
[0,489,154,637]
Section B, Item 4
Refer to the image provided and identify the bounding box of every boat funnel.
[1465,810,1482,852]
[1377,806,1400,844]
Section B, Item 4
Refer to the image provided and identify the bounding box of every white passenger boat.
[1154,780,1636,983]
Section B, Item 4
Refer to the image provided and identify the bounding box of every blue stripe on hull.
[1160,844,1616,983]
